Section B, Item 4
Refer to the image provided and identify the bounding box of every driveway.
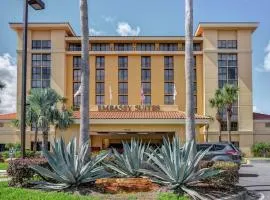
[239,163,270,199]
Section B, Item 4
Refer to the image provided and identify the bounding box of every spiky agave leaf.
[105,138,150,177]
[30,137,110,190]
[140,137,220,200]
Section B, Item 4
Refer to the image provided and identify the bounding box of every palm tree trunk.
[79,0,90,147]
[205,124,209,142]
[42,131,49,151]
[227,107,232,142]
[33,126,38,153]
[218,121,222,142]
[185,0,196,144]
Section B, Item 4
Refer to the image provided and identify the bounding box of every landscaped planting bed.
[5,138,247,200]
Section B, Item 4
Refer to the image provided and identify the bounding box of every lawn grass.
[0,181,189,200]
[0,162,8,170]
[158,193,189,200]
[0,182,99,200]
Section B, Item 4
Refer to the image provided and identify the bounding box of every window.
[114,43,133,51]
[164,96,174,105]
[164,70,174,82]
[141,57,151,105]
[73,56,82,108]
[144,96,151,105]
[119,83,128,94]
[193,43,201,51]
[91,43,110,51]
[96,56,105,105]
[119,95,128,105]
[118,56,128,105]
[96,95,104,105]
[160,43,178,51]
[73,56,82,68]
[218,40,237,49]
[32,40,51,50]
[119,56,128,68]
[221,122,238,131]
[218,54,238,88]
[31,54,51,88]
[136,43,155,51]
[118,70,128,82]
[164,56,174,105]
[68,43,81,51]
[165,83,174,94]
[73,70,81,82]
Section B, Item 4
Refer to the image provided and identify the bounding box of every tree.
[184,0,196,146]
[209,89,224,142]
[27,88,73,151]
[79,0,90,147]
[221,84,239,142]
[13,92,73,152]
[53,97,74,138]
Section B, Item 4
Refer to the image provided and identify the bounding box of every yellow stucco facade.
[1,22,261,155]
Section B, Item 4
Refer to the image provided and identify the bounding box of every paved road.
[239,163,270,199]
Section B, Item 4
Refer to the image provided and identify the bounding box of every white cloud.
[89,28,103,36]
[0,53,17,114]
[263,41,270,71]
[253,105,262,113]
[103,16,115,23]
[257,41,270,72]
[116,22,140,36]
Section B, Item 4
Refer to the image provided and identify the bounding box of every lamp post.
[20,0,45,158]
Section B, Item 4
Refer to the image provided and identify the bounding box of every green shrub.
[200,161,239,187]
[251,142,270,157]
[7,158,48,187]
[0,151,41,160]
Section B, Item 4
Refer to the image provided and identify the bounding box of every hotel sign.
[98,105,161,112]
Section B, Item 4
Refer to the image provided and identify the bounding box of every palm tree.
[27,88,61,151]
[79,0,90,147]
[54,97,74,138]
[221,84,239,142]
[185,0,196,146]
[209,89,224,142]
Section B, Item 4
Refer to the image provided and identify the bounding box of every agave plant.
[30,138,110,190]
[140,137,220,199]
[105,139,150,177]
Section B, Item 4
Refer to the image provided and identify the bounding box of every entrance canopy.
[73,105,210,126]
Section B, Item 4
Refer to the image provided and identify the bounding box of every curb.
[217,190,247,200]
[247,159,270,164]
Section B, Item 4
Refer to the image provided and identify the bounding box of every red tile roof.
[0,111,209,121]
[0,113,17,120]
[253,112,270,120]
[73,111,209,120]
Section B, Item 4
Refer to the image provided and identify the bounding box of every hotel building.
[0,22,261,154]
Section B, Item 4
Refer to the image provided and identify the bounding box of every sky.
[0,0,270,114]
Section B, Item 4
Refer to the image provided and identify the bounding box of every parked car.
[196,142,242,167]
